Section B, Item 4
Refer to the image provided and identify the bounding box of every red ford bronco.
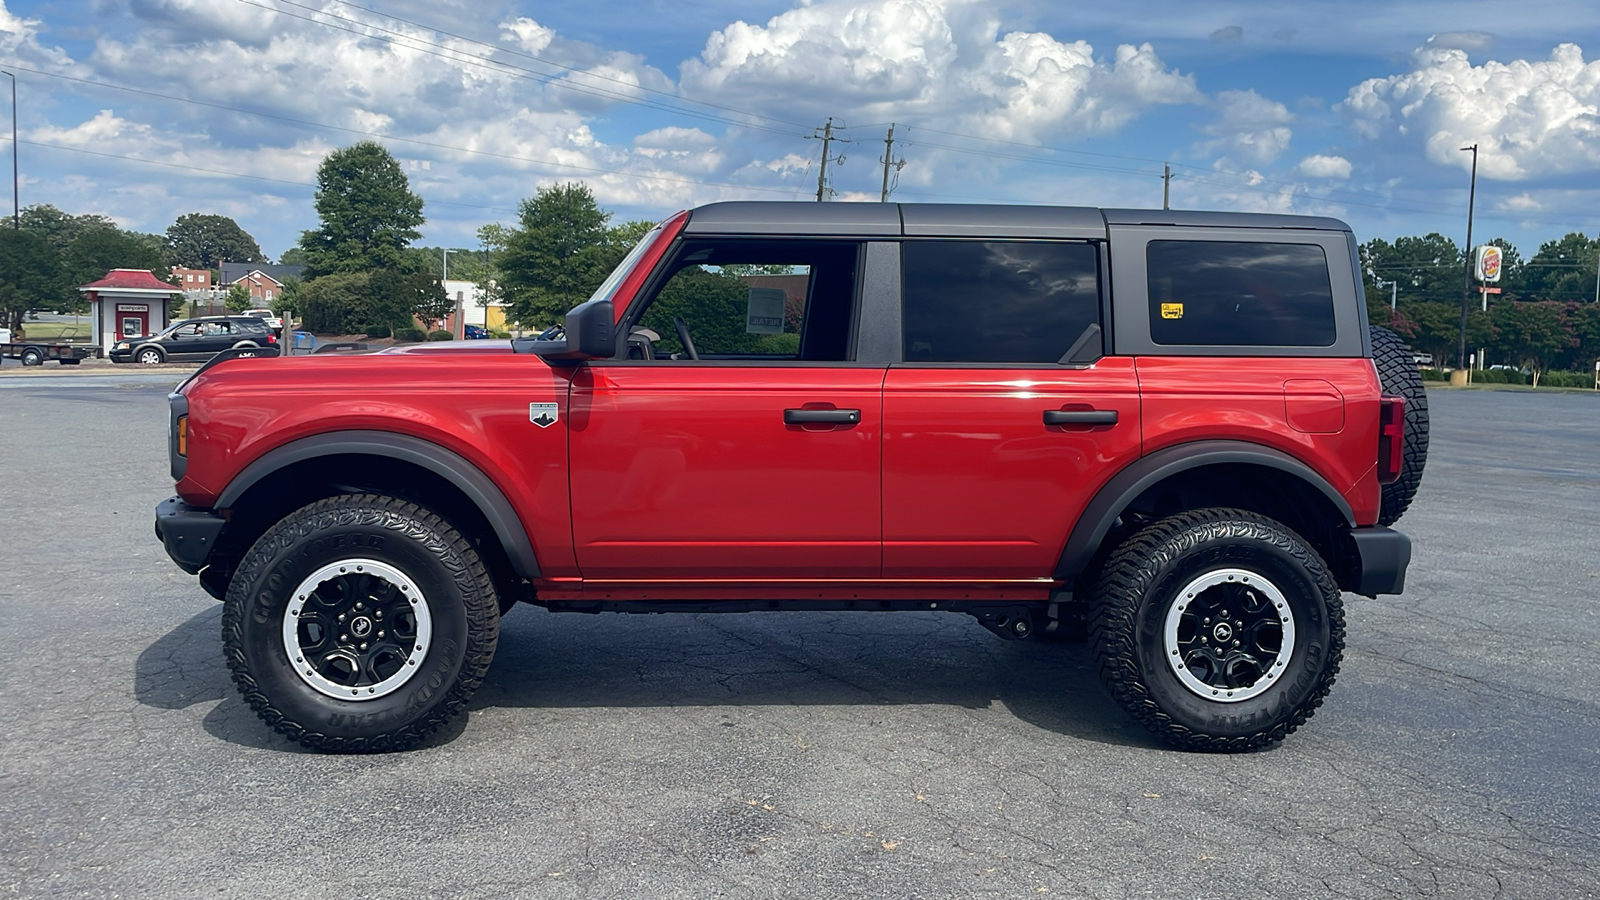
[155,203,1426,752]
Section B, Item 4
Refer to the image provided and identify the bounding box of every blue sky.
[2,0,1598,261]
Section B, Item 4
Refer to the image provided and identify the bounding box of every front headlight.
[115,341,130,350]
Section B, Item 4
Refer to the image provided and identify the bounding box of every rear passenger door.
[882,240,1142,579]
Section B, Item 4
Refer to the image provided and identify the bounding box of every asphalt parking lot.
[1,376,1597,899]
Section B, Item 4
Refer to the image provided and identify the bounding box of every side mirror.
[514,300,614,362]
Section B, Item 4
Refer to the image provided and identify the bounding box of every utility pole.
[808,118,849,202]
[879,124,906,202]
[1162,163,1172,211]
[2,70,16,229]
[1457,143,1478,375]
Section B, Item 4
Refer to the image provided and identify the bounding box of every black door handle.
[1044,409,1118,426]
[784,408,861,425]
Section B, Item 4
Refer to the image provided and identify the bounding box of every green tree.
[497,182,615,327]
[1566,303,1600,372]
[1521,232,1598,302]
[0,229,65,333]
[1493,301,1571,385]
[296,141,425,276]
[59,228,170,312]
[19,204,118,252]
[277,246,311,267]
[276,276,304,317]
[224,282,252,312]
[165,213,267,269]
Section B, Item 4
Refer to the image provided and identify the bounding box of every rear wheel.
[222,494,500,752]
[1370,325,1429,524]
[1090,508,1344,752]
[20,347,43,366]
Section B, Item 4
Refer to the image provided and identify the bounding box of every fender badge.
[529,402,559,428]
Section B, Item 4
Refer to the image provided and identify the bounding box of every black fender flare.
[216,430,541,577]
[1053,440,1356,582]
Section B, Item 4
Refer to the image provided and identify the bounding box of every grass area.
[12,321,94,341]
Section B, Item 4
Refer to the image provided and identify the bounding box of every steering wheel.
[674,317,699,360]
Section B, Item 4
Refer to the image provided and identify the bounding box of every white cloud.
[1298,154,1352,179]
[1501,193,1542,211]
[1341,43,1600,179]
[1198,89,1293,165]
[1424,31,1495,52]
[679,0,1200,141]
[499,17,554,54]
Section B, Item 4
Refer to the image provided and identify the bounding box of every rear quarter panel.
[1135,356,1382,525]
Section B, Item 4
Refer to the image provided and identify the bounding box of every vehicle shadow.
[135,604,1156,752]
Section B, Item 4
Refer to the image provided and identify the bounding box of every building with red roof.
[79,269,183,354]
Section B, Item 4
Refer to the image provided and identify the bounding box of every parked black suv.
[111,316,278,365]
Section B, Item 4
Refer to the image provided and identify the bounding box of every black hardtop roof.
[683,201,1351,237]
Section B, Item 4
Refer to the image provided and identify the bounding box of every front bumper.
[1349,525,1411,596]
[154,496,225,574]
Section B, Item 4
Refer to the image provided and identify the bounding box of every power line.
[237,0,804,139]
[310,0,809,131]
[17,139,523,214]
[6,66,803,197]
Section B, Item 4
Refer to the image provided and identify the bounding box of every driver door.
[568,238,884,580]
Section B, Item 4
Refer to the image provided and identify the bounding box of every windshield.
[585,221,669,306]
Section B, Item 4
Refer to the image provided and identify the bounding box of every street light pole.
[2,70,17,229]
[1457,144,1478,373]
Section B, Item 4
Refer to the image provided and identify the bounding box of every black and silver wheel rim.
[281,558,434,700]
[1163,568,1296,703]
[138,349,161,365]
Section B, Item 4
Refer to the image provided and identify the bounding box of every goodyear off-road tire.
[1370,325,1429,525]
[1089,508,1344,752]
[222,493,499,752]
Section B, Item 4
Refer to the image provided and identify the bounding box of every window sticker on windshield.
[1161,303,1184,319]
[745,287,786,334]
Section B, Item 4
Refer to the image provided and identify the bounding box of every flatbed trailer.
[0,341,93,366]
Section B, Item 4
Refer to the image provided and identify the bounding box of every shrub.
[427,329,454,341]
[394,326,426,343]
[1541,370,1596,389]
[1420,368,1448,382]
[490,329,511,339]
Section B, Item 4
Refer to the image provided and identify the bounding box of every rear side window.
[1147,241,1335,346]
[902,241,1100,364]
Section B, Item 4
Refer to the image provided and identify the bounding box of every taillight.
[176,415,188,457]
[267,334,277,344]
[1377,396,1404,484]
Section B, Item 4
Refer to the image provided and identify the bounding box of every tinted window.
[902,241,1100,364]
[1147,241,1335,346]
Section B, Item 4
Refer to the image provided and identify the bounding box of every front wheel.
[1089,508,1344,752]
[20,348,43,366]
[137,347,164,365]
[222,494,500,752]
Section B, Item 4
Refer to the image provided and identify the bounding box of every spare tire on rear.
[1369,325,1429,525]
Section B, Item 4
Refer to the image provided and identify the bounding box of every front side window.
[1147,241,1336,346]
[629,240,860,361]
[902,240,1101,364]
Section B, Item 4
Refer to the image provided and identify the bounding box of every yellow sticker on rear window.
[1160,302,1184,319]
